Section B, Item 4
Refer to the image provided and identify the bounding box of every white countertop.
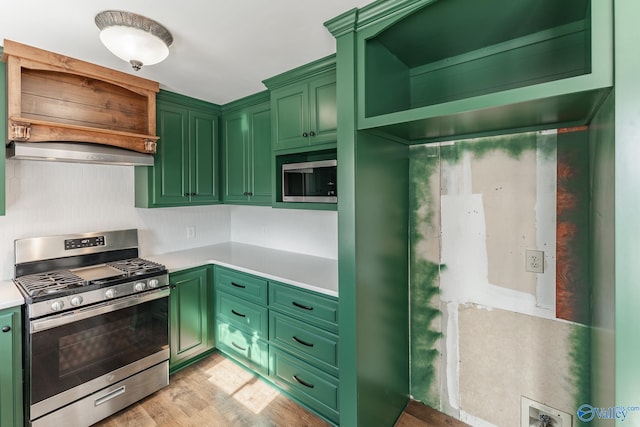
[0,280,25,310]
[0,242,338,310]
[147,242,338,297]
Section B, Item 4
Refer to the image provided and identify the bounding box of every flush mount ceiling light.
[95,10,173,71]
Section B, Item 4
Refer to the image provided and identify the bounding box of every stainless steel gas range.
[12,229,170,427]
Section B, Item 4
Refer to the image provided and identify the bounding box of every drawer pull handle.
[232,341,247,352]
[231,282,246,289]
[231,309,246,318]
[293,375,314,389]
[292,336,314,347]
[1,326,10,333]
[292,301,313,311]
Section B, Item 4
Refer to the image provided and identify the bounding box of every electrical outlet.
[186,226,196,239]
[526,249,544,273]
[521,397,572,427]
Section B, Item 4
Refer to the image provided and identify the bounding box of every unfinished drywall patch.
[458,304,585,427]
[471,147,537,295]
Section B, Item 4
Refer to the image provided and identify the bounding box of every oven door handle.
[30,287,170,333]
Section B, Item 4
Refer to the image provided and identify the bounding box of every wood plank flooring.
[94,351,467,427]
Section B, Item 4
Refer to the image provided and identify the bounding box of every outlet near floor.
[521,397,572,427]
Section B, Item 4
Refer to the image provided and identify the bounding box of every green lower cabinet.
[215,322,269,375]
[269,311,338,377]
[0,306,23,427]
[169,266,215,373]
[269,348,339,424]
[213,265,339,424]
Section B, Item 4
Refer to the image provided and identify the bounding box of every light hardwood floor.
[94,351,467,427]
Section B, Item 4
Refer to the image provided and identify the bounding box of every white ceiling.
[1,0,375,105]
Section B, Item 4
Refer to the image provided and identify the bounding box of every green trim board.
[263,55,336,91]
[221,90,270,115]
[614,0,640,418]
[0,47,6,216]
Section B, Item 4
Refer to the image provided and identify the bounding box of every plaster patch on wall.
[470,149,538,295]
[458,304,581,427]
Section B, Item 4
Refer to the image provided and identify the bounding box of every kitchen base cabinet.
[215,322,269,375]
[270,348,339,425]
[213,265,339,425]
[169,266,215,373]
[0,306,23,427]
[214,266,269,374]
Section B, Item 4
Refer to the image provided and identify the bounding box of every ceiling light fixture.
[95,10,173,71]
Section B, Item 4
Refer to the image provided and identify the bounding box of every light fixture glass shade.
[99,26,169,67]
[95,10,173,71]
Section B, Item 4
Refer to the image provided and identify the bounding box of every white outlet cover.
[525,249,545,273]
[521,396,572,427]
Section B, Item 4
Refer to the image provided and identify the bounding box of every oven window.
[28,296,168,405]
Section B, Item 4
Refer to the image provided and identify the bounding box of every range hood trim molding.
[2,39,160,165]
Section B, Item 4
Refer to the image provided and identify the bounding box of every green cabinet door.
[169,266,215,373]
[0,306,23,427]
[136,90,221,208]
[271,73,336,151]
[150,101,190,206]
[222,93,271,205]
[265,55,337,152]
[190,110,219,204]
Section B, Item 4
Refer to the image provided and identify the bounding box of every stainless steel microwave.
[282,159,337,203]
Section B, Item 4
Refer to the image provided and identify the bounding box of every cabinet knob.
[246,192,253,196]
[309,131,316,137]
[302,132,309,137]
[1,326,10,333]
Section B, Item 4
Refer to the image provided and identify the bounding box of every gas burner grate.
[15,270,86,297]
[107,258,166,276]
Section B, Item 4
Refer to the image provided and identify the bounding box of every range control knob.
[104,289,117,299]
[70,296,83,307]
[148,278,159,288]
[51,300,65,311]
[134,282,146,292]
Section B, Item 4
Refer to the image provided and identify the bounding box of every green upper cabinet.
[264,55,337,152]
[135,90,221,208]
[222,92,272,205]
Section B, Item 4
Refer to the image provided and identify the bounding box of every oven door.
[26,288,169,421]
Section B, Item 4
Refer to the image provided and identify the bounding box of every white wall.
[0,159,338,280]
[229,205,338,260]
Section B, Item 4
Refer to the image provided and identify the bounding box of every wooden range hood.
[2,39,160,162]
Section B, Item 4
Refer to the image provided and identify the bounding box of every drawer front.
[216,323,268,375]
[268,282,338,332]
[269,312,338,376]
[215,266,267,305]
[270,348,339,424]
[216,292,268,337]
